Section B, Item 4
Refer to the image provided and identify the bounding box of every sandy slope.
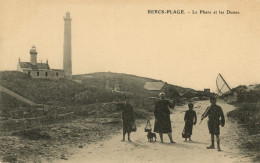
[57,100,253,163]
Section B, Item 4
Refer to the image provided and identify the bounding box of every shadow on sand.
[158,142,194,149]
[127,141,149,148]
[184,140,208,145]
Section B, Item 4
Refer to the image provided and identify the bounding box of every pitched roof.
[19,62,35,69]
[144,82,165,91]
[36,63,50,69]
[19,62,50,70]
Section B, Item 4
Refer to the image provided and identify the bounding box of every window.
[56,72,59,77]
[45,72,48,77]
[37,72,39,76]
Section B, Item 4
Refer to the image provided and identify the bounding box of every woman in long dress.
[154,92,175,143]
[117,102,135,142]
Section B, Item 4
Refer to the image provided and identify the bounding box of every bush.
[12,128,51,140]
[228,103,260,135]
[2,155,17,163]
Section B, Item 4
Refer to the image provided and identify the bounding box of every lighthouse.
[30,45,37,65]
[63,12,72,78]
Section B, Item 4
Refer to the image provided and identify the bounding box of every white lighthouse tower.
[63,12,72,78]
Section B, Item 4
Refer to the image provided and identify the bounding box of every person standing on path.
[117,102,135,142]
[154,92,175,143]
[182,103,197,142]
[201,96,225,151]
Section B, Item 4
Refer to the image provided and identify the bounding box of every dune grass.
[227,102,260,161]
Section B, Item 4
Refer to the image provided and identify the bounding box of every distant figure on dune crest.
[154,92,175,143]
[182,103,197,142]
[117,102,135,142]
[201,96,225,151]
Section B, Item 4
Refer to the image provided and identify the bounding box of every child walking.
[201,96,225,151]
[182,103,197,142]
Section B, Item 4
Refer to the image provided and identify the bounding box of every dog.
[147,131,157,142]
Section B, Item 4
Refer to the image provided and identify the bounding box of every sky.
[0,0,260,92]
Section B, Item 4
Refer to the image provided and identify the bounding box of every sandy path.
[57,100,253,163]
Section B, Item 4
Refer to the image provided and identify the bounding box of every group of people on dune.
[118,92,225,151]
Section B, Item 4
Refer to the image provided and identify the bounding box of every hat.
[159,92,165,97]
[188,103,194,108]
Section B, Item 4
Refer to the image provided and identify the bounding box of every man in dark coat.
[117,102,135,142]
[154,92,175,143]
[201,96,225,151]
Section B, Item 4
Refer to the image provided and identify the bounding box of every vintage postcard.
[0,0,259,162]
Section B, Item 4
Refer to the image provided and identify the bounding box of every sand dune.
[57,100,253,163]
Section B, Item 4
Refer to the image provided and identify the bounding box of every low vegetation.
[226,85,260,162]
[3,71,256,162]
[1,71,191,162]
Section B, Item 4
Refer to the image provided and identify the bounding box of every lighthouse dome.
[30,45,37,53]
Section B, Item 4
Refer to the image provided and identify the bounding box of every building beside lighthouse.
[17,12,72,79]
[17,45,65,78]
